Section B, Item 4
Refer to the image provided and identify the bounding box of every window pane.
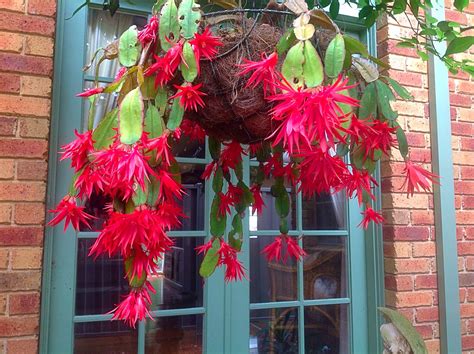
[304,305,349,354]
[303,237,347,300]
[145,315,203,353]
[171,135,205,159]
[150,237,204,311]
[86,9,147,78]
[74,321,138,354]
[76,239,128,316]
[302,192,346,230]
[250,236,297,303]
[250,308,298,354]
[249,167,297,231]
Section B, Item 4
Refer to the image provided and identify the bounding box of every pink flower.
[171,83,206,111]
[189,27,223,62]
[359,207,384,229]
[250,184,265,215]
[48,196,94,231]
[110,286,153,328]
[402,160,439,196]
[60,130,94,171]
[76,87,104,97]
[138,15,159,47]
[238,52,279,95]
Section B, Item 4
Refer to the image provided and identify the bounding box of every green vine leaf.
[144,104,164,139]
[178,0,201,39]
[119,87,144,145]
[445,36,474,56]
[375,80,398,120]
[454,0,469,12]
[359,82,377,119]
[276,29,296,55]
[159,0,180,51]
[383,76,414,100]
[167,97,185,131]
[395,123,409,158]
[118,25,139,67]
[325,33,346,78]
[282,42,305,87]
[303,40,324,87]
[199,238,220,277]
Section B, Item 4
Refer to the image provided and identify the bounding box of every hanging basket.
[186,9,337,144]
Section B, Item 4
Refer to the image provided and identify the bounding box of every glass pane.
[80,191,111,232]
[250,308,298,354]
[145,315,203,353]
[249,167,297,231]
[303,237,347,300]
[74,321,138,354]
[250,236,297,303]
[150,237,204,311]
[82,81,119,130]
[76,239,128,316]
[171,134,205,159]
[304,305,349,354]
[86,9,147,78]
[302,192,346,230]
[173,164,206,231]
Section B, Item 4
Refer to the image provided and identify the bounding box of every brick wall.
[0,0,56,353]
[378,2,474,353]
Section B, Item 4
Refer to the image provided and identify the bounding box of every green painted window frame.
[40,1,384,353]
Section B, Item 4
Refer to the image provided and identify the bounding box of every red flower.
[218,241,246,282]
[48,196,94,231]
[110,286,153,328]
[196,239,214,255]
[171,83,206,111]
[114,67,128,83]
[202,161,217,180]
[250,184,265,215]
[189,27,223,61]
[145,133,172,166]
[359,207,384,229]
[402,160,439,196]
[227,183,243,203]
[76,87,104,97]
[238,51,279,95]
[367,120,396,157]
[74,164,106,198]
[145,42,183,87]
[60,130,94,171]
[218,192,233,217]
[344,168,377,205]
[180,119,206,143]
[157,169,184,201]
[220,140,245,171]
[138,15,159,46]
[261,234,306,262]
[156,200,186,229]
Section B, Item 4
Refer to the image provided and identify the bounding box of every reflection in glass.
[145,315,202,353]
[150,237,204,311]
[174,164,206,231]
[249,167,297,231]
[86,9,147,78]
[75,239,128,316]
[74,321,138,354]
[303,237,347,300]
[250,308,298,354]
[304,305,349,354]
[171,134,205,159]
[250,236,297,303]
[302,192,346,230]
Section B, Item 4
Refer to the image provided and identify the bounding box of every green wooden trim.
[249,230,348,236]
[427,2,462,353]
[89,0,156,14]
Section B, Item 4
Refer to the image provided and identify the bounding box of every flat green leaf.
[445,36,474,56]
[118,26,139,67]
[395,124,408,158]
[392,0,407,14]
[308,9,338,31]
[144,104,164,139]
[155,87,169,115]
[119,88,143,144]
[343,35,369,57]
[92,108,118,150]
[359,82,377,119]
[378,307,428,354]
[180,41,198,82]
[167,97,185,131]
[275,190,290,218]
[329,0,339,19]
[375,80,398,120]
[132,185,148,205]
[178,0,201,39]
[454,0,469,11]
[276,29,297,55]
[147,175,161,205]
[228,214,243,251]
[210,195,226,236]
[208,136,221,160]
[282,42,305,87]
[199,238,220,277]
[159,0,180,51]
[324,33,345,78]
[212,167,223,193]
[350,145,365,170]
[279,218,289,234]
[302,41,323,87]
[384,76,414,100]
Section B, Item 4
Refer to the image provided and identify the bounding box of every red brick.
[6,339,38,354]
[467,288,474,302]
[445,9,468,25]
[27,0,56,16]
[0,139,48,158]
[0,182,45,201]
[383,226,430,241]
[416,307,439,322]
[393,291,433,307]
[0,11,55,36]
[0,53,52,76]
[385,275,414,291]
[461,137,474,151]
[378,40,418,58]
[459,273,474,287]
[0,94,51,117]
[14,203,45,225]
[452,122,474,137]
[410,211,434,225]
[9,292,40,315]
[0,159,14,179]
[16,160,48,181]
[0,270,41,290]
[450,93,472,107]
[0,74,20,94]
[388,70,424,87]
[0,316,38,336]
[412,242,436,257]
[462,335,474,350]
[414,324,434,339]
[455,181,474,195]
[405,132,426,147]
[0,227,43,246]
[0,117,17,136]
[458,242,474,255]
[466,257,474,271]
[0,0,25,12]
[415,274,438,289]
[461,304,474,318]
